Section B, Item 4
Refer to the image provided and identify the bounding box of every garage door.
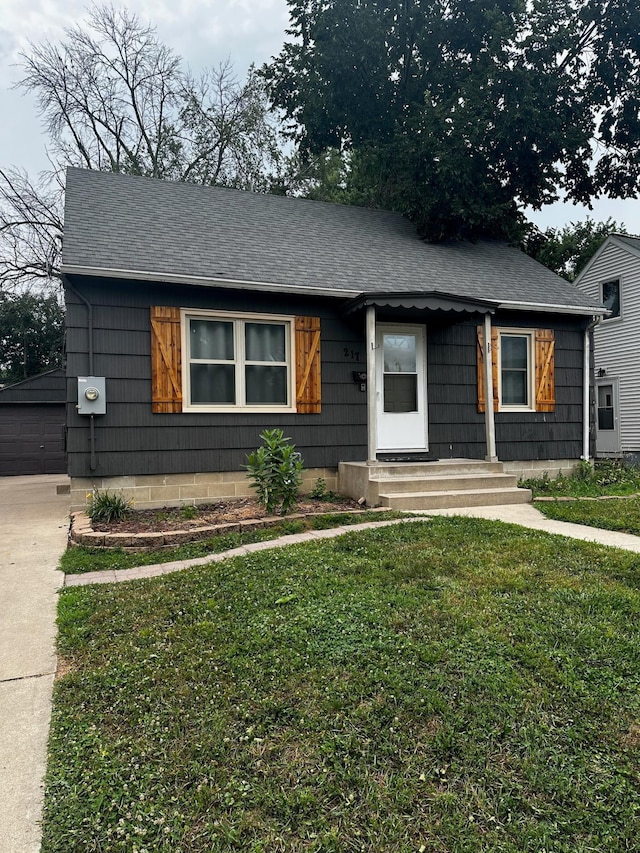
[0,405,66,476]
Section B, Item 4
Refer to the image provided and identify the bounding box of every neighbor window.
[183,311,294,411]
[499,331,534,410]
[602,279,621,319]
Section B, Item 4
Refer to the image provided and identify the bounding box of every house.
[574,233,640,457]
[61,167,604,511]
[0,368,66,476]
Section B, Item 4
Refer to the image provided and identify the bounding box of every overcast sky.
[1,0,637,233]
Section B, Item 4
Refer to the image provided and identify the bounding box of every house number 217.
[344,348,361,361]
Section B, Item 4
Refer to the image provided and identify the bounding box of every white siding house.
[574,235,640,456]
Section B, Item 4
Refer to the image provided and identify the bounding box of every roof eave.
[497,298,608,316]
[60,264,362,300]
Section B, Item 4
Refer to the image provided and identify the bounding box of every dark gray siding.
[65,277,587,478]
[0,368,66,402]
[425,312,585,461]
[65,277,368,478]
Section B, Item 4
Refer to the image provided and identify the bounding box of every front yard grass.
[537,495,640,536]
[44,517,640,852]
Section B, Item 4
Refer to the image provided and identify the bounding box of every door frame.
[374,323,428,453]
[595,376,621,456]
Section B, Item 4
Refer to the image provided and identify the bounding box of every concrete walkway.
[65,501,640,589]
[0,475,70,853]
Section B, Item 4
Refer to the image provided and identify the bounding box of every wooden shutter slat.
[477,325,499,413]
[151,306,182,413]
[535,329,555,412]
[295,316,321,413]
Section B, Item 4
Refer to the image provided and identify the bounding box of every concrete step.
[365,459,505,479]
[379,487,533,511]
[370,472,519,495]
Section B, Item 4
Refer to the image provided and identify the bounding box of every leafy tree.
[264,0,640,241]
[524,218,627,281]
[0,293,64,384]
[1,4,285,292]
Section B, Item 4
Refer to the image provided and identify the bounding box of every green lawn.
[537,495,640,536]
[44,518,640,852]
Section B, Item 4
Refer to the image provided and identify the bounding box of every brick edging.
[69,507,393,550]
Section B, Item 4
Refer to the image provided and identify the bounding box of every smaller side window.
[498,331,534,411]
[602,279,621,319]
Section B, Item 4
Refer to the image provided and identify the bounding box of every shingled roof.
[62,167,601,314]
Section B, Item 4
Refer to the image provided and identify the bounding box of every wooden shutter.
[295,316,321,413]
[535,329,555,412]
[150,306,182,413]
[477,325,499,413]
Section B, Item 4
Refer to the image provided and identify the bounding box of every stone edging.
[69,507,393,550]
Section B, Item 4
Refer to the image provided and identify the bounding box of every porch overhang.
[344,291,497,316]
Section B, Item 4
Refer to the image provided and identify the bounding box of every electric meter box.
[77,376,107,415]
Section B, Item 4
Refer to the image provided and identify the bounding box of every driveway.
[0,475,70,853]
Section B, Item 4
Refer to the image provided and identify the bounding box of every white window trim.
[600,277,623,323]
[497,329,536,413]
[180,308,297,413]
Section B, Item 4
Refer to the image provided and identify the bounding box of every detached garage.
[0,368,66,476]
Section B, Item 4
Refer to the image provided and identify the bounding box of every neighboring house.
[0,368,66,476]
[574,234,640,457]
[61,167,604,511]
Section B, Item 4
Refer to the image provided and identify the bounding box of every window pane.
[502,371,527,406]
[245,323,286,362]
[190,320,233,360]
[383,334,416,373]
[246,366,287,404]
[501,336,528,370]
[602,280,620,317]
[384,374,417,412]
[190,363,235,404]
[597,384,614,430]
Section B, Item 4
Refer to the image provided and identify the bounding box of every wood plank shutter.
[535,329,555,412]
[295,316,321,413]
[150,306,182,413]
[476,325,499,413]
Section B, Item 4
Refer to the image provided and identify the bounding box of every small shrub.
[245,429,304,515]
[180,504,198,520]
[86,490,132,524]
[310,477,328,500]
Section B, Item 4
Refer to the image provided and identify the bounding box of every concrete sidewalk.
[0,475,70,853]
[417,501,640,552]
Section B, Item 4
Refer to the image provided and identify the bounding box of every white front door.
[596,378,621,455]
[376,324,428,451]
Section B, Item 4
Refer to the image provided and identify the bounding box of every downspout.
[582,315,602,462]
[366,305,377,463]
[484,312,497,462]
[65,277,98,471]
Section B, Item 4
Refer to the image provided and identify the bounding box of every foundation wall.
[502,459,584,481]
[70,467,338,513]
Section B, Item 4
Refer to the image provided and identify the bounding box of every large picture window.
[183,311,294,411]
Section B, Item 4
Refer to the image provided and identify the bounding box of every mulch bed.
[92,496,364,534]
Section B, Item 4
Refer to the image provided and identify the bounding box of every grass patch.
[44,517,640,852]
[537,495,640,536]
[521,458,640,498]
[61,510,405,575]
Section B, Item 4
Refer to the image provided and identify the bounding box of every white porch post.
[366,305,377,462]
[484,312,498,462]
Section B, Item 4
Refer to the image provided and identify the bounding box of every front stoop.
[338,459,532,511]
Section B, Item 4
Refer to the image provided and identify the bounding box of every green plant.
[245,429,304,515]
[85,490,132,524]
[180,504,198,520]
[310,477,328,500]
